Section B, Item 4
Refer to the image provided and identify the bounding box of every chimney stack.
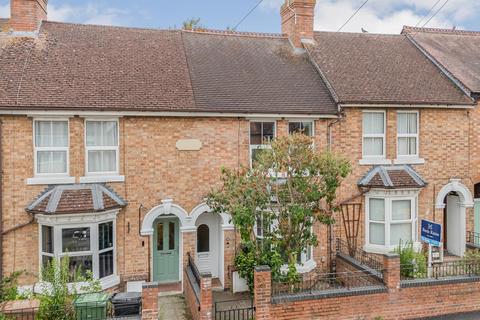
[10,0,48,33]
[281,0,316,48]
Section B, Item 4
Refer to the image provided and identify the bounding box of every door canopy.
[435,179,474,209]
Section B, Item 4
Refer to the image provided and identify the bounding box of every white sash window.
[34,120,69,175]
[85,120,119,175]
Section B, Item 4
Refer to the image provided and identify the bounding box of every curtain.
[363,137,383,156]
[369,198,385,221]
[392,200,411,220]
[390,224,412,245]
[37,151,67,174]
[363,112,384,134]
[35,121,68,147]
[86,121,118,147]
[88,150,116,172]
[398,113,417,134]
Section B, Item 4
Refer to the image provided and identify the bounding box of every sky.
[0,0,479,34]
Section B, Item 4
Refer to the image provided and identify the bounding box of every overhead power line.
[337,0,370,32]
[233,0,265,30]
[415,0,443,27]
[421,0,451,28]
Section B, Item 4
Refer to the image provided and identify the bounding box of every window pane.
[42,255,53,270]
[363,137,383,156]
[99,250,114,278]
[68,255,93,279]
[250,122,262,145]
[398,137,417,156]
[251,148,266,167]
[157,223,163,251]
[37,151,67,174]
[390,223,412,245]
[398,113,417,134]
[369,223,385,245]
[35,121,67,147]
[102,121,118,146]
[392,200,411,220]
[99,222,113,251]
[197,224,209,253]
[86,121,102,146]
[51,121,68,147]
[256,215,263,238]
[62,227,90,252]
[369,198,385,221]
[262,122,274,143]
[363,113,384,134]
[289,122,313,136]
[169,222,175,250]
[42,225,54,254]
[88,150,116,172]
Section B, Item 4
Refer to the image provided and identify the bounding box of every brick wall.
[141,284,160,320]
[10,0,47,32]
[183,268,213,320]
[254,255,480,319]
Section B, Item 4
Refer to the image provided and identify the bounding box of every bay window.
[34,120,69,175]
[397,111,419,158]
[365,192,418,252]
[250,121,275,167]
[39,216,117,287]
[85,120,119,175]
[362,111,385,159]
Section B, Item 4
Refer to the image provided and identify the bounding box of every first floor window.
[85,120,119,174]
[34,120,69,175]
[40,220,116,281]
[250,121,275,167]
[366,194,416,251]
[289,121,313,137]
[362,111,385,158]
[397,111,419,158]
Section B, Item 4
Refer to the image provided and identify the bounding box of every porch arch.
[435,179,474,209]
[140,199,189,235]
[190,202,233,229]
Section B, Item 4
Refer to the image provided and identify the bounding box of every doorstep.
[143,281,183,297]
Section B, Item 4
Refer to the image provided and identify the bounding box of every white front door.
[196,213,220,278]
[446,195,465,256]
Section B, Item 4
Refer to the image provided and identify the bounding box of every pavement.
[422,312,480,319]
[157,294,192,320]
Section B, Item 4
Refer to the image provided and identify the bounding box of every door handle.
[161,252,172,255]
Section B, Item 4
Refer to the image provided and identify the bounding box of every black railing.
[0,301,141,320]
[214,299,255,320]
[186,252,201,306]
[467,231,480,247]
[188,252,201,286]
[336,238,384,275]
[272,270,383,296]
[401,260,480,280]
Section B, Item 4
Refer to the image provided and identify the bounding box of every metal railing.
[272,270,383,296]
[401,260,480,280]
[336,238,384,275]
[214,299,255,320]
[186,252,201,306]
[467,231,480,247]
[0,301,141,320]
[188,252,201,286]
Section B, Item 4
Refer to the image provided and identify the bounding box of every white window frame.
[361,110,390,165]
[287,120,314,137]
[249,120,276,168]
[84,118,121,177]
[364,190,420,253]
[33,118,70,177]
[37,211,118,290]
[395,110,424,164]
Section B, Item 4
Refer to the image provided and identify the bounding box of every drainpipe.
[327,112,344,151]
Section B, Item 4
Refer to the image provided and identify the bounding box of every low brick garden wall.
[183,260,213,320]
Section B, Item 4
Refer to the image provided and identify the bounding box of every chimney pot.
[281,0,316,48]
[10,0,48,33]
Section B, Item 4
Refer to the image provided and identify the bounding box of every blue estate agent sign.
[421,219,441,247]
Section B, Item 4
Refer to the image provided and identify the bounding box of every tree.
[182,18,204,31]
[207,133,350,289]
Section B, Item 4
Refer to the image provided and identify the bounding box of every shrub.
[395,241,427,279]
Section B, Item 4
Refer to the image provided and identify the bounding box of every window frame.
[288,120,314,137]
[362,110,386,160]
[84,118,120,176]
[38,216,117,283]
[249,120,276,168]
[33,118,70,177]
[365,191,418,253]
[396,110,420,159]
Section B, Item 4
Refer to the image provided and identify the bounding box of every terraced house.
[1,0,480,319]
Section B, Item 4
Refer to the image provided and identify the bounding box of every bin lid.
[111,292,142,303]
[75,292,110,305]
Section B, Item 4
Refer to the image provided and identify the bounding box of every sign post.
[421,220,442,278]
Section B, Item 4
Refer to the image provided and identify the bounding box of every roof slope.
[182,31,337,114]
[403,26,480,96]
[358,165,427,189]
[0,21,338,115]
[307,31,473,106]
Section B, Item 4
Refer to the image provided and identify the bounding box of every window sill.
[79,175,125,183]
[26,176,75,185]
[393,158,425,165]
[363,242,421,254]
[359,158,392,166]
[280,259,317,274]
[24,275,120,295]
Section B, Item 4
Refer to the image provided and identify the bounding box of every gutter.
[338,103,474,109]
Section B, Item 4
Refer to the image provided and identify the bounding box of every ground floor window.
[39,216,116,282]
[365,191,418,252]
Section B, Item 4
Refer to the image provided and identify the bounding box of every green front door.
[153,218,179,282]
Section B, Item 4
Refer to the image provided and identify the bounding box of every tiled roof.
[0,21,337,115]
[358,165,427,189]
[306,31,473,106]
[402,26,480,96]
[26,184,127,214]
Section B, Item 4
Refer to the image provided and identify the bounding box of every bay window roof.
[26,184,126,215]
[358,165,427,189]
